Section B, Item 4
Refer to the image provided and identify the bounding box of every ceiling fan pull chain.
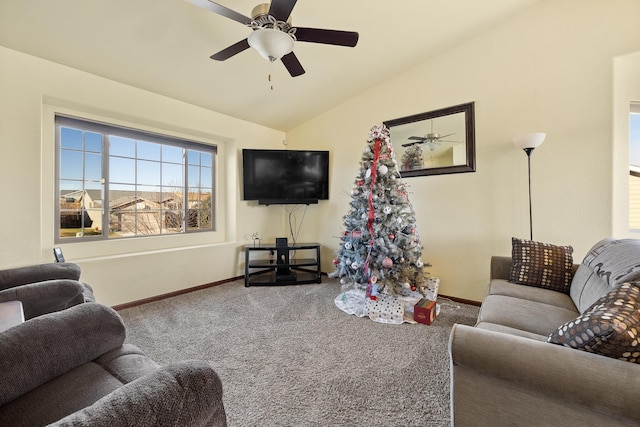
[269,61,275,91]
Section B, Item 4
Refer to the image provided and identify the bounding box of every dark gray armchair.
[0,262,95,319]
[0,303,227,426]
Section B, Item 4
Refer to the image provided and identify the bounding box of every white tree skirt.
[335,287,428,324]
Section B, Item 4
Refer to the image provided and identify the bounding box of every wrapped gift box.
[414,298,437,325]
[422,277,439,301]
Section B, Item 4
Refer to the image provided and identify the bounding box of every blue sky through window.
[630,113,640,168]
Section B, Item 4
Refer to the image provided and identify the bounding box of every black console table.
[244,242,322,287]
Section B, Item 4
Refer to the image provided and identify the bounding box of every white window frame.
[55,115,217,242]
[41,104,227,261]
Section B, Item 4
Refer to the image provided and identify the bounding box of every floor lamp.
[513,132,546,240]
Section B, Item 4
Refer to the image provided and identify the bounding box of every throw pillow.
[509,238,574,293]
[547,282,640,363]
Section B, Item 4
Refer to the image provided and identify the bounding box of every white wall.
[0,46,288,306]
[287,0,640,302]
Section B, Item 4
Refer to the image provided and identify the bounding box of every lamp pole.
[524,147,534,241]
[512,132,546,242]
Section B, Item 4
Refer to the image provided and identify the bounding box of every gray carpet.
[118,278,479,427]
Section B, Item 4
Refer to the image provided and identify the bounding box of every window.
[56,115,216,241]
[629,103,640,230]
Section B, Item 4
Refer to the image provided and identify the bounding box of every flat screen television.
[242,149,329,205]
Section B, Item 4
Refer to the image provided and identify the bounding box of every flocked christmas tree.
[331,124,429,300]
[400,144,424,171]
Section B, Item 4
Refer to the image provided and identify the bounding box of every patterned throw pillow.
[547,282,640,363]
[509,238,574,293]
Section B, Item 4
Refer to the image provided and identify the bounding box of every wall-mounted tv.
[242,149,329,205]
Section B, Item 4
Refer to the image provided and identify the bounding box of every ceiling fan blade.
[409,136,426,141]
[210,39,250,61]
[281,52,305,77]
[268,0,298,22]
[185,0,252,25]
[294,27,359,47]
[402,141,419,147]
[437,133,455,139]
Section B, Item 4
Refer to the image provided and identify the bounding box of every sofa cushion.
[548,282,640,363]
[0,361,125,426]
[510,238,574,294]
[477,294,579,337]
[570,263,611,314]
[580,239,640,287]
[569,238,640,313]
[488,279,578,311]
[475,321,550,341]
[0,303,125,406]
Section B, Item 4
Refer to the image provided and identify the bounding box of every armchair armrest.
[0,279,86,319]
[0,262,81,290]
[449,324,640,425]
[0,303,125,406]
[51,360,227,427]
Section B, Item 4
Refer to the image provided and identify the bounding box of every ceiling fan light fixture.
[248,28,294,62]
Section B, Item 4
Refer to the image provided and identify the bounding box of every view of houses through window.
[630,103,640,230]
[56,115,215,241]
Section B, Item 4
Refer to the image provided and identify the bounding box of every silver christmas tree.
[400,144,424,171]
[331,124,429,299]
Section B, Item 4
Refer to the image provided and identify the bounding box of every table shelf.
[244,243,322,287]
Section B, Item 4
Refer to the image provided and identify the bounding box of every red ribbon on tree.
[364,138,382,299]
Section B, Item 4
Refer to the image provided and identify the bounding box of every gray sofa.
[0,302,227,426]
[449,238,640,426]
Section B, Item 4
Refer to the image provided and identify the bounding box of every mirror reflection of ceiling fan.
[185,0,359,77]
[401,120,461,151]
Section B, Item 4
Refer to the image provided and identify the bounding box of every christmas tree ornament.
[378,164,388,176]
[382,257,393,268]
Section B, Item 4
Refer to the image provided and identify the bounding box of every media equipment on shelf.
[275,237,296,280]
[242,149,329,205]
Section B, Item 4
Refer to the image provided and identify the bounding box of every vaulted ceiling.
[0,0,537,131]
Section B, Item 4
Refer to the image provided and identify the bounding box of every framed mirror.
[384,102,475,177]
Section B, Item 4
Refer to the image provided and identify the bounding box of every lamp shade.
[512,132,546,150]
[248,28,294,62]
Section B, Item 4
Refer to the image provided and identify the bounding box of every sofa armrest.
[449,324,640,425]
[51,360,227,427]
[0,303,125,406]
[0,262,81,290]
[490,256,512,281]
[0,279,87,319]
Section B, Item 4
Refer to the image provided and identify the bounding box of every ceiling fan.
[185,0,359,77]
[401,120,461,151]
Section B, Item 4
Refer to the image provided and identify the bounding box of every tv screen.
[242,149,329,204]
